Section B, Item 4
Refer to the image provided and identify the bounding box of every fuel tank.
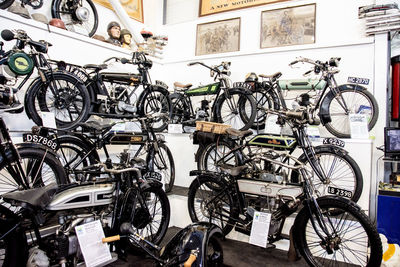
[247,135,296,150]
[46,183,115,211]
[237,179,302,198]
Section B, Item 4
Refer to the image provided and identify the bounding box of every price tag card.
[306,126,320,139]
[41,112,57,129]
[249,211,271,248]
[75,220,112,267]
[349,114,369,139]
[168,123,183,134]
[264,115,281,135]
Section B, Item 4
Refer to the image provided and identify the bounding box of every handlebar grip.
[289,60,298,66]
[120,58,130,64]
[303,70,312,76]
[187,62,198,66]
[1,30,14,41]
[102,235,121,243]
[184,254,197,267]
[285,110,305,120]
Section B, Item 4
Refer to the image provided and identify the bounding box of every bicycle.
[170,61,257,131]
[240,57,379,138]
[194,107,363,204]
[188,108,382,267]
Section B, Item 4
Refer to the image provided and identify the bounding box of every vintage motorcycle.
[0,29,91,130]
[0,162,224,266]
[51,0,98,37]
[241,57,379,138]
[170,61,257,131]
[46,52,171,132]
[188,108,382,266]
[0,0,42,10]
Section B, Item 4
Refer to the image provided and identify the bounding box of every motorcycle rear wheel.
[294,197,382,267]
[51,0,98,37]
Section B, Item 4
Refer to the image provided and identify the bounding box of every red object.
[140,30,153,39]
[49,19,66,30]
[392,56,400,121]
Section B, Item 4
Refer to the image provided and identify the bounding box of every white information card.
[75,220,112,267]
[249,211,272,248]
[349,114,369,139]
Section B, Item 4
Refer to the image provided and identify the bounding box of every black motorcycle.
[170,61,257,131]
[0,29,91,130]
[47,52,171,132]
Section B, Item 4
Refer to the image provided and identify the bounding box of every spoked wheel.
[188,175,237,236]
[294,147,363,203]
[170,95,190,124]
[215,90,256,130]
[26,73,90,130]
[0,147,67,210]
[148,143,175,193]
[0,0,14,9]
[198,142,237,171]
[142,90,171,132]
[27,0,43,9]
[129,184,170,245]
[251,89,280,130]
[51,0,98,37]
[204,235,224,267]
[325,88,378,138]
[294,197,382,267]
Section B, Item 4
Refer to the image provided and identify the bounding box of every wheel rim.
[327,91,374,136]
[57,144,91,182]
[308,153,357,200]
[56,0,97,36]
[154,147,173,191]
[193,181,231,230]
[304,206,372,266]
[203,144,235,171]
[220,94,253,130]
[143,92,170,130]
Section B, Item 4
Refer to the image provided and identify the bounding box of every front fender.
[160,222,223,265]
[319,84,368,125]
[297,145,348,163]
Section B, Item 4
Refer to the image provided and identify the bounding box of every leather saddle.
[2,184,58,209]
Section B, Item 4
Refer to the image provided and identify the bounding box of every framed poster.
[199,0,290,17]
[93,0,143,23]
[261,4,315,48]
[196,18,240,56]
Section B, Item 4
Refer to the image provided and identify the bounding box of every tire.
[198,141,237,171]
[55,135,99,183]
[294,146,363,203]
[204,234,224,267]
[0,0,14,9]
[140,88,171,132]
[251,89,280,130]
[148,143,175,193]
[0,206,27,267]
[129,183,170,245]
[170,94,191,124]
[188,175,238,236]
[51,0,99,37]
[25,73,90,130]
[0,147,67,209]
[325,88,379,138]
[215,89,257,131]
[294,197,382,267]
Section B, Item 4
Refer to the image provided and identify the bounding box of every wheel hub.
[54,90,73,109]
[320,236,342,254]
[75,6,90,22]
[132,207,152,229]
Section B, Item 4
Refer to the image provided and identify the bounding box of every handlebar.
[263,108,306,121]
[187,61,231,76]
[1,29,51,53]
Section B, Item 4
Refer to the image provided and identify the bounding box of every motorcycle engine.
[111,86,137,114]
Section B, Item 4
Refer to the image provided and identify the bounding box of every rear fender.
[15,142,60,161]
[319,84,368,125]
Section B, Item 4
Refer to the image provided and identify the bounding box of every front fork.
[329,76,350,113]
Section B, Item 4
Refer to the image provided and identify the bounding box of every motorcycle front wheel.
[250,89,280,130]
[188,175,238,236]
[140,89,171,132]
[294,197,382,267]
[25,73,91,130]
[51,0,98,37]
[147,143,175,193]
[215,89,257,131]
[324,88,379,138]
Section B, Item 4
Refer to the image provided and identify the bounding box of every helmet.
[31,13,48,24]
[245,72,258,82]
[49,19,66,30]
[107,21,121,31]
[120,29,132,37]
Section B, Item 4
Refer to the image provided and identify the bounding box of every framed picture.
[199,0,290,17]
[261,4,315,48]
[93,0,143,23]
[196,18,240,56]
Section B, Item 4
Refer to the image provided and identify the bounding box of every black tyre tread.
[296,146,363,203]
[215,90,257,130]
[251,89,281,130]
[294,197,382,267]
[25,73,90,131]
[187,175,238,236]
[325,88,379,138]
[0,0,14,9]
[198,141,236,171]
[158,143,175,193]
[140,88,171,132]
[52,0,99,37]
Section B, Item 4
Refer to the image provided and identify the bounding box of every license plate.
[23,133,58,150]
[323,138,345,147]
[347,77,370,85]
[328,186,353,198]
